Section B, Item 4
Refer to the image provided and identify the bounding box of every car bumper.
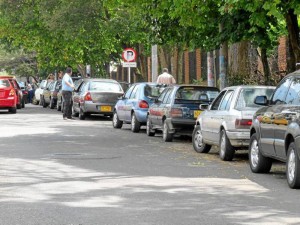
[226,130,250,147]
[166,118,196,135]
[0,98,16,108]
[134,109,148,123]
[83,102,115,115]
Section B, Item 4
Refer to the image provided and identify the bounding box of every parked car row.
[112,70,300,189]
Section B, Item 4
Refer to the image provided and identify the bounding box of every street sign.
[122,48,137,62]
[122,62,137,67]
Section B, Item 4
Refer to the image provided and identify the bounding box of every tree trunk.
[286,9,300,72]
[260,48,271,85]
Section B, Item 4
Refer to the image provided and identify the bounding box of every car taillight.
[170,108,183,118]
[84,92,92,101]
[139,100,149,108]
[235,119,252,129]
[9,89,15,96]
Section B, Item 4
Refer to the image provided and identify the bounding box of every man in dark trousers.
[62,67,75,120]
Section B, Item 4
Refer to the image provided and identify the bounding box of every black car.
[147,85,220,142]
[249,69,300,189]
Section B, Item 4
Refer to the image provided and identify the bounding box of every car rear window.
[175,87,219,103]
[144,84,166,98]
[235,87,274,109]
[89,81,123,92]
[0,80,10,88]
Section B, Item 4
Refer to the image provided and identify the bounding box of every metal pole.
[128,67,131,83]
[151,45,158,82]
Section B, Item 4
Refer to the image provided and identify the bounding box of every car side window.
[124,85,135,98]
[286,77,300,105]
[130,85,139,99]
[219,90,234,110]
[211,91,226,110]
[271,77,292,105]
[158,88,169,102]
[163,89,173,104]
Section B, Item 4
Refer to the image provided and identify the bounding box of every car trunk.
[0,87,11,99]
[90,92,123,104]
[173,102,203,120]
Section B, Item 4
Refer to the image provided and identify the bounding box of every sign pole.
[128,67,131,83]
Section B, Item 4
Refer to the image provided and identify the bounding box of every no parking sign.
[122,48,137,62]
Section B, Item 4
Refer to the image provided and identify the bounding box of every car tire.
[163,120,173,142]
[21,99,25,108]
[72,106,79,117]
[9,107,17,114]
[249,133,272,173]
[192,125,211,153]
[42,96,47,108]
[79,108,86,120]
[112,111,123,129]
[57,103,61,111]
[39,95,43,106]
[286,142,300,189]
[146,116,155,136]
[17,102,22,109]
[131,112,141,133]
[50,98,55,109]
[219,129,235,161]
[32,96,38,105]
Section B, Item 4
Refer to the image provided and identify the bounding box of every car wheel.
[219,129,235,161]
[50,98,55,109]
[32,96,38,105]
[131,112,141,133]
[192,125,211,153]
[42,97,47,108]
[17,102,22,109]
[9,107,17,114]
[57,103,61,111]
[21,99,25,108]
[249,133,272,173]
[39,95,43,106]
[72,106,79,117]
[163,120,173,142]
[286,142,300,189]
[146,116,155,136]
[112,111,123,129]
[79,108,86,120]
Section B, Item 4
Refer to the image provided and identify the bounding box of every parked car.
[147,85,220,142]
[34,80,47,105]
[3,76,23,109]
[41,80,61,109]
[17,81,28,107]
[112,82,167,132]
[72,78,124,120]
[249,70,300,189]
[0,77,18,113]
[192,85,275,161]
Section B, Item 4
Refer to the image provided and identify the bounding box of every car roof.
[222,85,275,90]
[83,78,119,83]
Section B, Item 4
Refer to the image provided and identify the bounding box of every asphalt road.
[0,104,300,225]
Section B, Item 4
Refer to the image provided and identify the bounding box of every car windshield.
[144,84,166,98]
[0,80,10,88]
[235,87,274,109]
[89,81,122,92]
[175,87,219,102]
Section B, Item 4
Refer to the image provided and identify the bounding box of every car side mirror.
[199,104,209,110]
[254,96,268,106]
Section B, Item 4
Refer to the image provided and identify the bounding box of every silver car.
[72,78,124,120]
[192,85,275,161]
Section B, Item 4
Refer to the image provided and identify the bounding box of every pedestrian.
[57,71,63,80]
[156,68,176,84]
[62,67,75,120]
[27,83,34,103]
[47,73,55,82]
[86,73,90,78]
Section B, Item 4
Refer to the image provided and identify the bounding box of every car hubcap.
[194,129,203,148]
[220,133,225,157]
[132,115,135,128]
[250,139,259,168]
[163,122,167,138]
[146,118,150,133]
[288,149,296,182]
[113,113,118,125]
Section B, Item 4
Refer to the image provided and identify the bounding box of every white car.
[33,80,47,105]
[192,85,275,161]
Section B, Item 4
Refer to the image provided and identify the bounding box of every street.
[0,105,300,225]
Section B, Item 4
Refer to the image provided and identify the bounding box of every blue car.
[113,82,167,132]
[147,85,220,142]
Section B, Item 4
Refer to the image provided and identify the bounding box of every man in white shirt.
[62,67,75,120]
[156,68,176,84]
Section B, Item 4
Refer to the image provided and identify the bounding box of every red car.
[0,77,18,113]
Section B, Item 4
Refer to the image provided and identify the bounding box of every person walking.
[156,68,176,84]
[27,83,34,103]
[62,67,75,120]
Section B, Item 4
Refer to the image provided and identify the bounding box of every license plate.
[100,105,112,112]
[194,110,202,118]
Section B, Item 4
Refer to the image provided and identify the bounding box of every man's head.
[65,67,72,74]
[163,68,168,73]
